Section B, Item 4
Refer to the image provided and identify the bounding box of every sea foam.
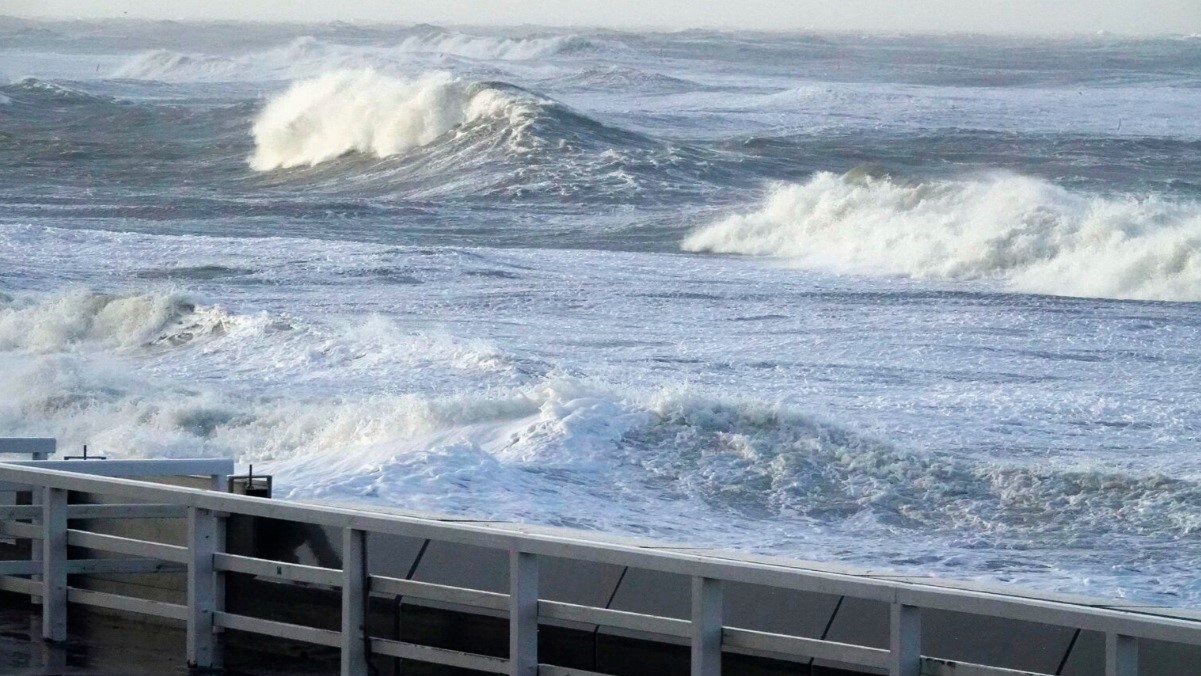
[683,171,1201,301]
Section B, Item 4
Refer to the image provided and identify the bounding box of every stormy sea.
[3,18,1201,605]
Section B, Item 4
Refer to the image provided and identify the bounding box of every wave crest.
[683,171,1201,301]
[248,70,544,171]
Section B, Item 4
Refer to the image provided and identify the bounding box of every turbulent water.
[3,18,1201,605]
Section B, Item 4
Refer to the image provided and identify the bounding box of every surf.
[683,171,1201,301]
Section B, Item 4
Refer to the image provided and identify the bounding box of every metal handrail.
[0,462,1188,676]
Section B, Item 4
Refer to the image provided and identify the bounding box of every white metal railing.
[0,461,1195,676]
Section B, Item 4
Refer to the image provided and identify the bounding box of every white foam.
[683,172,1201,301]
[0,289,234,352]
[10,343,1192,553]
[248,70,540,170]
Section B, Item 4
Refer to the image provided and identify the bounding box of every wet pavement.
[1,596,189,675]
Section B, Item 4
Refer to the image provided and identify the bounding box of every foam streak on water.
[3,18,1201,606]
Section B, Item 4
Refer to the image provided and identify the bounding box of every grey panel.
[1141,638,1201,676]
[606,567,690,619]
[822,596,890,649]
[1059,630,1105,676]
[364,532,425,579]
[411,541,508,592]
[726,582,842,637]
[922,609,1076,673]
[539,555,626,607]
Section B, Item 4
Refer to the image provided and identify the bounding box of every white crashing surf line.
[684,171,1201,302]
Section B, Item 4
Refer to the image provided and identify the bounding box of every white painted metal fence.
[1,460,1198,676]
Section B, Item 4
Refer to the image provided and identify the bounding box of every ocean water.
[3,18,1201,605]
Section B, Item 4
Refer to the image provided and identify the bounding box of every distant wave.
[110,31,605,83]
[111,49,240,81]
[392,30,598,61]
[1,77,110,104]
[683,171,1201,302]
[545,65,701,92]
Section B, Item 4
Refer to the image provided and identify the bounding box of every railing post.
[342,528,367,676]
[31,486,43,605]
[509,549,538,676]
[1106,633,1137,676]
[890,603,921,676]
[41,487,67,642]
[187,507,220,669]
[691,576,722,676]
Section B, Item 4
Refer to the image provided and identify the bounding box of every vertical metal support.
[212,515,226,665]
[29,439,53,607]
[691,576,723,676]
[1106,633,1137,676]
[41,487,67,642]
[890,603,921,676]
[342,528,368,676]
[31,487,43,605]
[187,507,220,669]
[509,550,538,676]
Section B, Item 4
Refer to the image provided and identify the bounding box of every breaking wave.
[249,70,553,170]
[683,171,1201,301]
[6,340,1197,546]
[0,290,237,352]
[251,70,450,170]
[624,398,1201,539]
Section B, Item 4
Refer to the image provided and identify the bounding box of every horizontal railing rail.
[0,462,1191,676]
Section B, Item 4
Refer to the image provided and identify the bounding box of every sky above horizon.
[6,0,1201,35]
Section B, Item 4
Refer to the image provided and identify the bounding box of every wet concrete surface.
[1,597,189,675]
[0,593,339,676]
